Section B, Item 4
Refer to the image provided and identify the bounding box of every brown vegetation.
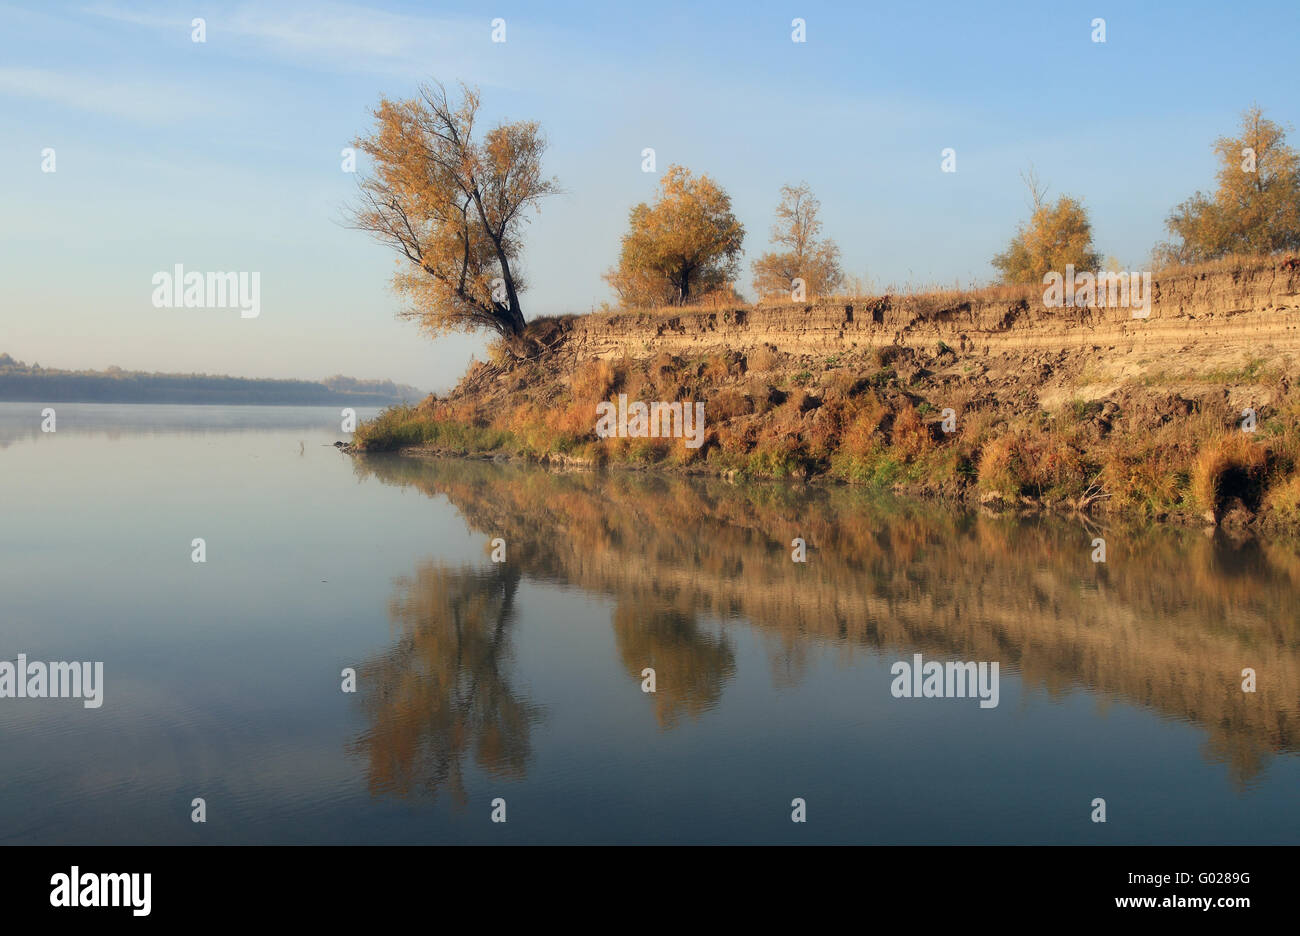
[353,254,1300,533]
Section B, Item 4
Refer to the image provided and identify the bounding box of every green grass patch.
[354,405,516,453]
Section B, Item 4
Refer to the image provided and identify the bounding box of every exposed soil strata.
[353,257,1300,531]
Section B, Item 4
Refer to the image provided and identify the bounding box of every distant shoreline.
[0,389,417,406]
[0,355,426,408]
[0,396,400,407]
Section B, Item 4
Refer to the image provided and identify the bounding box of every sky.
[1,0,1296,392]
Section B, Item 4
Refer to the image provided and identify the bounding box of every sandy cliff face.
[563,263,1300,366]
[526,259,1298,427]
[369,258,1300,529]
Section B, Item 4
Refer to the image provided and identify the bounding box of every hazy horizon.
[3,0,1295,391]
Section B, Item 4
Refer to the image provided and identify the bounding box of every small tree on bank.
[605,165,745,306]
[348,82,559,344]
[992,169,1101,284]
[751,182,844,300]
[1156,106,1300,265]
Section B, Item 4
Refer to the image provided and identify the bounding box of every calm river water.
[1,403,1297,844]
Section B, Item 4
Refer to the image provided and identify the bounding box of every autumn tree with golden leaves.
[751,182,844,300]
[1157,106,1300,265]
[605,165,745,307]
[992,169,1101,284]
[348,82,559,345]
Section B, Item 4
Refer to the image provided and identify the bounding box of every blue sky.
[1,0,1296,391]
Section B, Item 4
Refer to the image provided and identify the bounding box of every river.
[2,402,1297,844]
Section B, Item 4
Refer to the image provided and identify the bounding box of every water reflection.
[353,454,1300,792]
[612,606,736,729]
[351,562,544,807]
[0,401,379,446]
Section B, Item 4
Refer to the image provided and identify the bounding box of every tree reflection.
[611,603,735,728]
[353,453,1300,787]
[351,562,543,808]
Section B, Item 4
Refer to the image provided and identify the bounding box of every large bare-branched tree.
[348,82,559,343]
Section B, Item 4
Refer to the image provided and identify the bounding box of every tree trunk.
[493,253,526,336]
[468,187,527,336]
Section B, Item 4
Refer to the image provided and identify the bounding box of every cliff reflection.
[354,454,1300,788]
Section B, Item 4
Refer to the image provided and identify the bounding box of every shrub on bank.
[352,332,1300,532]
[1190,432,1269,516]
[353,405,517,453]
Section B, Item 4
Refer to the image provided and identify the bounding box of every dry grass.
[571,358,617,403]
[977,433,1024,496]
[1150,251,1288,277]
[701,352,735,384]
[359,384,1300,531]
[1100,442,1187,517]
[1263,476,1300,520]
[553,399,596,438]
[711,388,754,421]
[1190,432,1269,514]
[841,398,888,457]
[891,404,933,461]
[648,352,679,387]
[747,346,781,372]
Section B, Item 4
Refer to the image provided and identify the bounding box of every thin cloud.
[0,66,209,122]
[82,0,495,80]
